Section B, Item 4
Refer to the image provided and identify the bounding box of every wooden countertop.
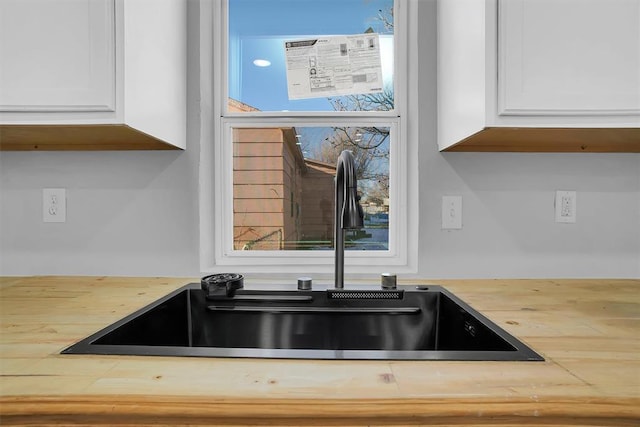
[1,276,638,426]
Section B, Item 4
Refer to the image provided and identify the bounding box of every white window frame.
[200,0,419,276]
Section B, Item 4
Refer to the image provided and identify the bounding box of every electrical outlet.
[555,190,576,223]
[442,195,462,229]
[43,188,66,223]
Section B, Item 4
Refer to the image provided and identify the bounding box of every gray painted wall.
[1,1,638,278]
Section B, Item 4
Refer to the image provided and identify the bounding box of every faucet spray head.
[337,150,364,229]
[343,189,364,229]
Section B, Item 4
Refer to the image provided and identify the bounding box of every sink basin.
[62,283,543,361]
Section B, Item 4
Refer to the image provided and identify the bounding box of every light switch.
[442,195,462,230]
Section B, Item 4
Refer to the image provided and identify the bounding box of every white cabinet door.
[437,0,640,151]
[498,0,640,116]
[0,0,186,150]
[0,0,115,112]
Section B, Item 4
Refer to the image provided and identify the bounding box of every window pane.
[228,0,394,112]
[232,126,390,251]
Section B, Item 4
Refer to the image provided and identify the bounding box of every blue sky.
[228,0,394,112]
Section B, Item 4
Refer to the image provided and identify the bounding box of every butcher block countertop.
[1,276,638,426]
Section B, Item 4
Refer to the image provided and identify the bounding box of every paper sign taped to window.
[284,34,383,100]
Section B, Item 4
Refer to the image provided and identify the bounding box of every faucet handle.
[381,273,397,290]
[297,277,312,290]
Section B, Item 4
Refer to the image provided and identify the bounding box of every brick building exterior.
[230,99,335,250]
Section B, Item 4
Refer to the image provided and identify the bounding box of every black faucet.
[334,150,364,289]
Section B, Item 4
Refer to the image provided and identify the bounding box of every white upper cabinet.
[499,0,639,116]
[0,0,186,150]
[438,0,640,152]
[0,0,115,113]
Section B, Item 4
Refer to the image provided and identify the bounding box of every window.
[206,0,418,273]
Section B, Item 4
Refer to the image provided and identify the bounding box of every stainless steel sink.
[62,283,543,361]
